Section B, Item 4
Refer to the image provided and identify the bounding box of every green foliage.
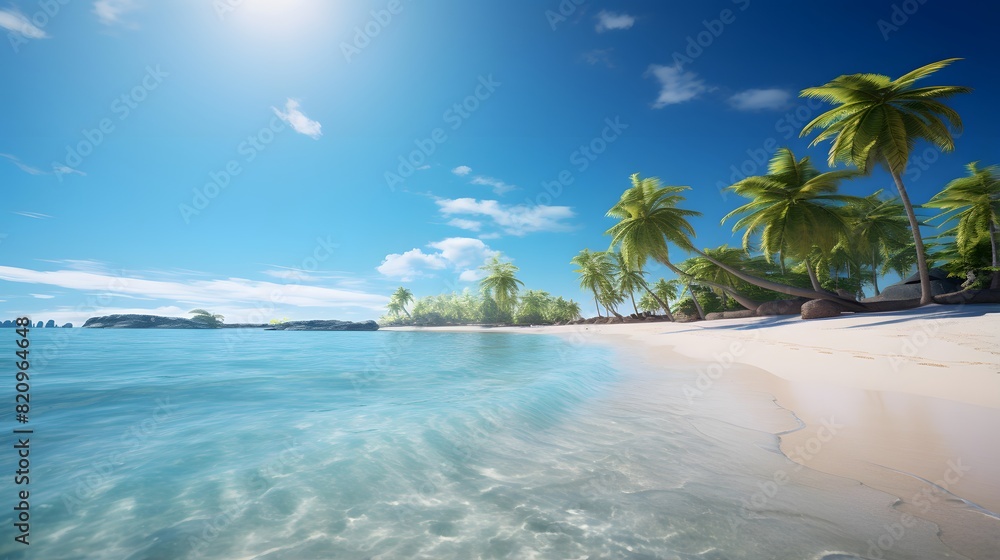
[189,309,224,327]
[925,162,999,263]
[378,288,581,327]
[479,256,524,317]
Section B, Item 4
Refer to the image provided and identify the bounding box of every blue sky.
[1,0,998,324]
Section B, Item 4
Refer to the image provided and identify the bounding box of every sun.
[218,0,332,34]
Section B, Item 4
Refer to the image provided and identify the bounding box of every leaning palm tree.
[607,174,864,310]
[390,286,414,318]
[605,174,706,319]
[839,191,913,295]
[723,148,862,292]
[681,246,765,310]
[609,250,675,318]
[571,249,617,318]
[800,58,971,304]
[651,278,679,316]
[924,162,1000,289]
[479,256,524,320]
[189,309,224,327]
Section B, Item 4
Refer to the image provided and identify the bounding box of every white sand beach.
[385,304,1000,558]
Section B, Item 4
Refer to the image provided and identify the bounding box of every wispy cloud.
[437,198,574,236]
[647,64,707,108]
[12,211,53,220]
[0,265,387,311]
[0,9,49,39]
[376,237,498,281]
[272,99,323,139]
[595,10,635,32]
[581,48,614,68]
[1,153,86,178]
[470,176,516,195]
[452,165,472,176]
[94,0,138,25]
[728,88,792,111]
[30,293,55,299]
[446,218,482,232]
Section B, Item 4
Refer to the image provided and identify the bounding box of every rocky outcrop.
[62,323,73,328]
[933,289,1000,305]
[801,299,850,320]
[83,315,215,329]
[756,298,810,316]
[265,320,379,331]
[45,319,56,328]
[706,309,757,320]
[864,268,961,302]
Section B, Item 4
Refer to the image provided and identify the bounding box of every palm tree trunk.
[805,257,823,292]
[606,304,623,319]
[593,294,603,318]
[629,292,639,315]
[990,222,999,289]
[660,261,761,311]
[779,250,786,275]
[638,281,674,321]
[872,248,880,296]
[890,169,933,305]
[403,307,411,318]
[688,249,867,311]
[721,291,728,310]
[687,282,706,320]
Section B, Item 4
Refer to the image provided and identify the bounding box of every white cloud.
[595,10,634,32]
[0,9,49,39]
[0,265,388,312]
[94,0,137,26]
[458,269,485,282]
[470,176,516,195]
[30,294,55,299]
[2,153,86,178]
[446,218,482,232]
[12,211,53,219]
[437,198,574,236]
[728,88,792,111]
[377,238,498,281]
[581,48,614,68]
[452,165,472,176]
[272,98,323,139]
[647,64,707,108]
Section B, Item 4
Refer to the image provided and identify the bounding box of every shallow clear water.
[0,329,962,559]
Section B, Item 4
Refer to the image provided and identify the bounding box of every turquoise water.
[0,329,962,559]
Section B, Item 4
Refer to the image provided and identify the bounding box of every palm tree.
[800,58,971,304]
[386,300,404,318]
[610,251,645,314]
[571,249,617,318]
[479,256,524,320]
[681,246,764,310]
[390,286,414,318]
[605,174,707,319]
[723,148,862,292]
[607,174,864,310]
[839,191,913,295]
[189,309,224,327]
[924,162,1000,289]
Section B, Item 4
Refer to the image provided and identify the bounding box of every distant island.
[81,314,378,331]
[1,319,72,328]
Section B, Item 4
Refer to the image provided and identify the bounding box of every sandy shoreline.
[384,304,1000,558]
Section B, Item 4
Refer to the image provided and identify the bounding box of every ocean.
[0,328,960,559]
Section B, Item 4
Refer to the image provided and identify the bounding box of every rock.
[1,320,11,328]
[35,321,43,328]
[933,289,1000,305]
[265,320,379,331]
[864,268,961,302]
[835,289,857,301]
[705,309,757,320]
[83,314,215,329]
[62,323,73,328]
[801,299,849,320]
[756,298,810,316]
